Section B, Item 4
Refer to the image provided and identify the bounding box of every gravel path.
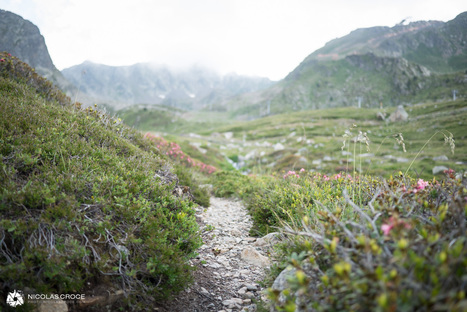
[156,197,271,312]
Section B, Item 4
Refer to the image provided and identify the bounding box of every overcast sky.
[2,0,466,80]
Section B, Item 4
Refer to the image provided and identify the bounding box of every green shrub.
[247,171,380,236]
[0,56,202,309]
[210,170,267,201]
[0,51,70,106]
[174,164,210,207]
[268,172,467,311]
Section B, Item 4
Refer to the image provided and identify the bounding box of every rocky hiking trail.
[157,197,274,312]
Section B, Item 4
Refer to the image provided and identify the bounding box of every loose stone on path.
[157,197,271,312]
[196,197,270,311]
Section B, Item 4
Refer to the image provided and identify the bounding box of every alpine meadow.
[1,6,466,312]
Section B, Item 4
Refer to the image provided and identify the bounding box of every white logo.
[6,290,24,307]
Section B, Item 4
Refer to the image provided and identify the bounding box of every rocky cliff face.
[0,9,74,92]
[0,9,55,70]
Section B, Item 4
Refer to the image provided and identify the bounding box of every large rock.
[269,265,317,312]
[241,247,270,267]
[389,105,409,122]
[433,165,449,175]
[253,232,281,247]
[269,261,326,312]
[433,155,449,161]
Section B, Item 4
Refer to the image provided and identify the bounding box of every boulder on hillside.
[433,165,449,175]
[376,111,386,120]
[389,105,409,122]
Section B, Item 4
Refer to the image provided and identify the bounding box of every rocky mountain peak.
[0,9,74,92]
[0,9,54,72]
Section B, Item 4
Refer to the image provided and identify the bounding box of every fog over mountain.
[62,61,274,110]
[218,12,467,117]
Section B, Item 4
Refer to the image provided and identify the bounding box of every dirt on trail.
[155,197,272,312]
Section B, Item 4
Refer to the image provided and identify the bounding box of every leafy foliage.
[257,172,467,311]
[0,54,202,310]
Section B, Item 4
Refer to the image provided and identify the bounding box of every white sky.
[2,0,466,80]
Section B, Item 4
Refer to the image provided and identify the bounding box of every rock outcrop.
[0,9,74,93]
[389,105,409,122]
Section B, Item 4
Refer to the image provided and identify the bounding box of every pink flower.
[0,59,4,62]
[417,179,428,190]
[444,168,455,175]
[381,216,411,235]
[413,179,428,193]
[381,224,393,235]
[284,170,300,179]
[300,168,305,173]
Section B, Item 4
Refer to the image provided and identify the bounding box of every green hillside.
[207,12,467,118]
[0,53,202,310]
[218,54,466,118]
[306,12,467,74]
[116,96,466,182]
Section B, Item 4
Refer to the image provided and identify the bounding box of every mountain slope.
[62,61,274,110]
[0,53,201,310]
[222,53,466,118]
[221,12,467,118]
[305,11,467,73]
[0,9,75,93]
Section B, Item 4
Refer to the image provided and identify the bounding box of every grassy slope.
[213,100,466,179]
[0,53,201,310]
[123,97,466,181]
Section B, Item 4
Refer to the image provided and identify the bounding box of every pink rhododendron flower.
[381,224,393,235]
[283,170,300,179]
[381,216,411,235]
[413,179,428,193]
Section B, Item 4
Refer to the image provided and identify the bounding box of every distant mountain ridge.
[62,61,274,110]
[2,9,466,117]
[0,9,74,93]
[303,12,467,73]
[221,12,467,118]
